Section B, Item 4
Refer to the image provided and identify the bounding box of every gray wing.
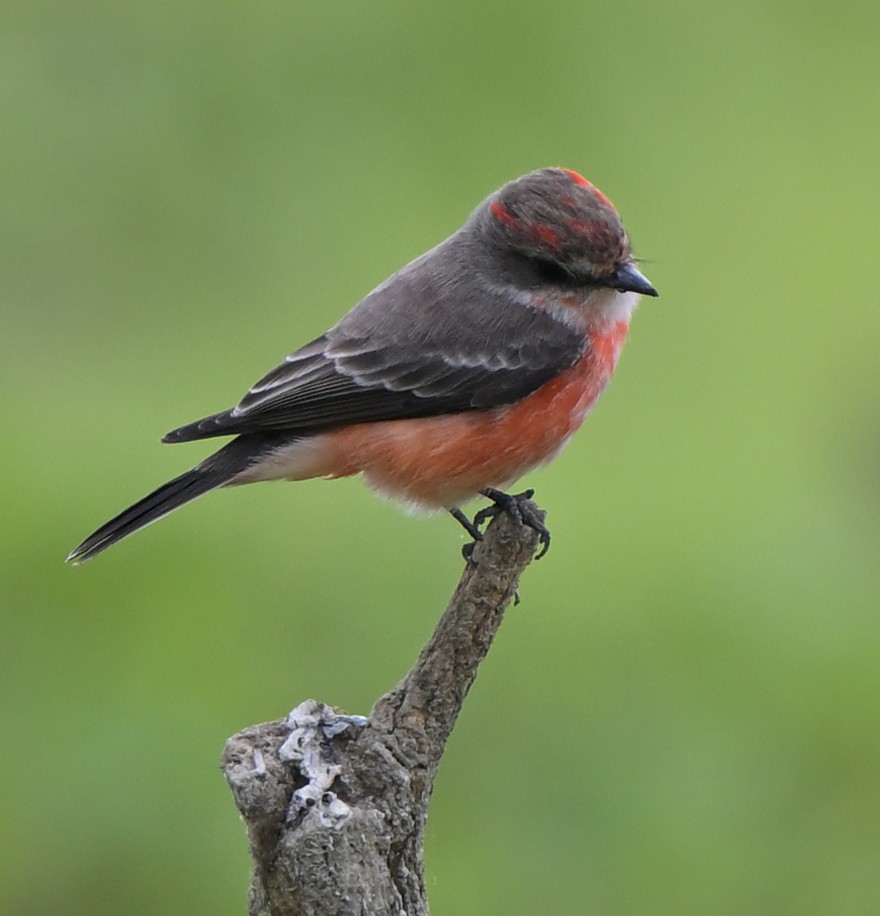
[163,251,585,443]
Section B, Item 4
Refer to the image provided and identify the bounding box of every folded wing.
[164,264,585,443]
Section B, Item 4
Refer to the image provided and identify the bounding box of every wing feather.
[163,245,586,443]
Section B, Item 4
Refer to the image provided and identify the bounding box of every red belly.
[311,320,629,507]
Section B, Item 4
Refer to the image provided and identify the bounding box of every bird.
[68,167,657,565]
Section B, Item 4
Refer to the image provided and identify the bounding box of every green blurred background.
[4,1,879,913]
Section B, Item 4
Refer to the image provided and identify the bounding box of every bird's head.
[476,167,657,298]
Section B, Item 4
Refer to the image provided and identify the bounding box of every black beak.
[610,263,659,297]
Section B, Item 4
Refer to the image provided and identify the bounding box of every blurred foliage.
[3,1,880,913]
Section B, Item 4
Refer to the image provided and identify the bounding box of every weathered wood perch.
[221,501,544,915]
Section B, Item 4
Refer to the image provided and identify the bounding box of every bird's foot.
[449,488,550,561]
[474,488,551,559]
[449,507,483,562]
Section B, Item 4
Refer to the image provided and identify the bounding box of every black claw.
[476,488,551,559]
[482,487,550,560]
[449,490,550,561]
[449,507,483,563]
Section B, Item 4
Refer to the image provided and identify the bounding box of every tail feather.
[67,435,277,564]
[66,468,225,564]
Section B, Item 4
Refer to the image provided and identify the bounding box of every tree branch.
[221,502,544,915]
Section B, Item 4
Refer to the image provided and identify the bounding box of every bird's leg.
[449,507,483,561]
[473,487,551,559]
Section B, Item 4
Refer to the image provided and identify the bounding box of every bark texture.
[221,503,543,915]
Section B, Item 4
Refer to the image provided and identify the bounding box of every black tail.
[67,436,272,565]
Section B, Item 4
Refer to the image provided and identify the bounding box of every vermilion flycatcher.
[68,167,657,564]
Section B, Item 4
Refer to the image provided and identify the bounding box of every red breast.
[307,318,630,508]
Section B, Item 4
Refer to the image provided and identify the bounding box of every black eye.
[532,258,572,284]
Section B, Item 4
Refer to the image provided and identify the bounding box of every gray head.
[472,167,657,297]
